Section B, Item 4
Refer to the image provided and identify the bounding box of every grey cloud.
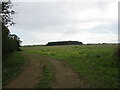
[10,2,118,45]
[89,22,118,34]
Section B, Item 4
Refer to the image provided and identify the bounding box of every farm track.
[5,52,85,88]
[42,55,85,88]
[4,52,43,88]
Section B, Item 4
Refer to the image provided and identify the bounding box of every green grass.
[37,65,53,88]
[27,53,54,88]
[2,51,28,87]
[22,44,118,88]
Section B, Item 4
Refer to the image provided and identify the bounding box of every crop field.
[22,44,118,88]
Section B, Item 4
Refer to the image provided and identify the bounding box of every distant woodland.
[46,41,83,46]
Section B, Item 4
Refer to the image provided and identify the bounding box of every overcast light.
[9,0,118,45]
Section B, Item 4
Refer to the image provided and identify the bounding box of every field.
[3,44,118,88]
[22,44,118,88]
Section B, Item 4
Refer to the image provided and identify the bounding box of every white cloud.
[11,0,119,3]
[9,1,118,45]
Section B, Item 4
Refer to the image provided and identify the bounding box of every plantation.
[22,44,118,88]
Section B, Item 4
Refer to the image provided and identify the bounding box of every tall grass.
[2,51,28,86]
[22,45,118,88]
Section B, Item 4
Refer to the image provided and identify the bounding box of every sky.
[9,0,118,45]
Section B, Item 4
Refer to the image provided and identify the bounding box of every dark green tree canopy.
[46,41,83,46]
[1,0,22,58]
[1,0,15,26]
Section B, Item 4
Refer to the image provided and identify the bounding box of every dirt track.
[42,55,85,88]
[5,52,85,88]
[5,53,43,88]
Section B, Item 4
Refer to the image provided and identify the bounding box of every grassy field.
[37,65,53,88]
[30,53,55,88]
[22,44,118,88]
[2,51,28,86]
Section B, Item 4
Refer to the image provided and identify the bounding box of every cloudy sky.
[9,0,118,45]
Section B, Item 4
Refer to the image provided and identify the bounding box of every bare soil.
[4,52,43,88]
[42,55,85,88]
[5,52,85,88]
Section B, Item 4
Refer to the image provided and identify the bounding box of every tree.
[46,41,83,46]
[1,0,15,27]
[1,0,21,58]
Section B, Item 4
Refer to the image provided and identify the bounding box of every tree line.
[46,41,83,46]
[1,1,21,59]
